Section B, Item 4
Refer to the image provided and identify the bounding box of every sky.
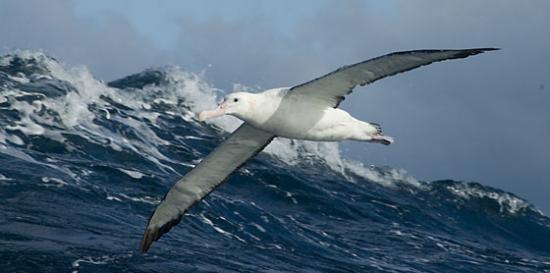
[1,0,549,212]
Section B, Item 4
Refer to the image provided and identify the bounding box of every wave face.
[1,51,549,273]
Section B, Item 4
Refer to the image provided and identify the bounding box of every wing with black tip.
[289,48,498,107]
[140,123,274,253]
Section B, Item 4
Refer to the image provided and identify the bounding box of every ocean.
[1,51,549,273]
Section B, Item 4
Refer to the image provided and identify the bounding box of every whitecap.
[199,213,232,236]
[0,50,426,190]
[118,193,160,205]
[117,168,145,179]
[41,177,68,188]
[445,183,532,214]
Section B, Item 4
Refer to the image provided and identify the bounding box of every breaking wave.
[1,51,549,272]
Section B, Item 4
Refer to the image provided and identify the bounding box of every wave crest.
[0,50,540,217]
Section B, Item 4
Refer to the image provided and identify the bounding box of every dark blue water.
[1,51,549,273]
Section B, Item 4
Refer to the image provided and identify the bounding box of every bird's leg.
[370,134,394,146]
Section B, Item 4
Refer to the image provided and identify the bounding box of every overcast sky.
[1,0,549,213]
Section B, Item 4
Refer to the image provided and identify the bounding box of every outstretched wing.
[140,123,274,253]
[289,48,498,108]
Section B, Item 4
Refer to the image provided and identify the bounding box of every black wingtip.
[456,47,500,58]
[140,227,158,253]
[474,47,501,53]
[476,47,500,51]
[139,216,182,253]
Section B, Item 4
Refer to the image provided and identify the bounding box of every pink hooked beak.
[198,101,228,121]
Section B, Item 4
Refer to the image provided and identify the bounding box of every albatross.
[140,48,498,252]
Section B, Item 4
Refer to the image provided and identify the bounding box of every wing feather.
[290,48,498,107]
[140,123,274,252]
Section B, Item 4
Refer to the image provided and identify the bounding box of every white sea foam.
[199,213,231,236]
[41,176,68,188]
[118,193,160,205]
[446,183,532,214]
[0,51,418,188]
[0,51,179,173]
[117,168,145,179]
[0,173,12,180]
[106,195,122,202]
[5,133,24,145]
[71,252,133,273]
[7,74,30,84]
[0,173,14,186]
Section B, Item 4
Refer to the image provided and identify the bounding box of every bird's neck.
[234,91,281,126]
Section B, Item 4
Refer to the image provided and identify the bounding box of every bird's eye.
[233,98,239,102]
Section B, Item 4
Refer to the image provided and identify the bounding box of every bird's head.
[198,92,255,121]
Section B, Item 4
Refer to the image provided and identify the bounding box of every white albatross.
[140,48,498,252]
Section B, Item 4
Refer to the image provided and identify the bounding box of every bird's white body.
[232,88,386,142]
[200,88,392,144]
